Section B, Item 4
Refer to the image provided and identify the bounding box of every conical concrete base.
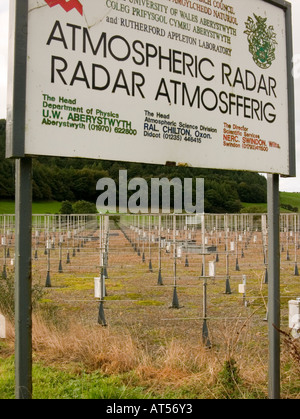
[225,277,231,294]
[98,301,107,327]
[202,319,211,349]
[264,267,268,284]
[170,286,180,309]
[157,269,163,286]
[185,256,189,267]
[45,271,51,288]
[58,260,63,274]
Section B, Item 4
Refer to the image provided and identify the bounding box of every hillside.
[0,119,269,213]
[240,192,300,213]
[280,192,300,212]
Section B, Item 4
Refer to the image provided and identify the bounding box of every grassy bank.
[1,192,300,215]
[242,192,300,213]
[1,313,299,399]
[0,316,270,400]
[0,201,61,214]
[280,192,300,210]
[0,356,153,400]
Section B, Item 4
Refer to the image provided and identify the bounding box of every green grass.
[241,202,268,213]
[0,357,153,400]
[134,300,165,306]
[0,200,62,214]
[1,192,299,216]
[242,192,300,213]
[0,355,271,400]
[280,192,300,210]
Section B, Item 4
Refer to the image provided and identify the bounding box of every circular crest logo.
[244,14,277,69]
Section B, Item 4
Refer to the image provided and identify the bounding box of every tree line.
[0,119,267,213]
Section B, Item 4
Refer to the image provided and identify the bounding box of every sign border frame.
[262,0,296,177]
[6,0,296,176]
[5,0,295,400]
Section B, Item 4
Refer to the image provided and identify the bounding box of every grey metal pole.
[171,214,180,309]
[225,214,231,294]
[15,158,32,399]
[158,215,163,285]
[267,174,280,400]
[202,277,211,348]
[294,214,299,276]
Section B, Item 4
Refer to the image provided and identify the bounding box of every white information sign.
[0,314,6,339]
[8,0,295,175]
[209,260,216,277]
[94,277,101,299]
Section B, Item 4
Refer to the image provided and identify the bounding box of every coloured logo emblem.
[45,0,83,16]
[244,14,277,69]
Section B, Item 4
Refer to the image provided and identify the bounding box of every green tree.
[72,200,97,214]
[0,119,269,213]
[59,201,73,214]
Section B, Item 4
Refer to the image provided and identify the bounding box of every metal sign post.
[15,158,32,399]
[267,174,280,400]
[6,0,295,400]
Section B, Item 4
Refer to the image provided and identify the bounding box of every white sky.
[0,0,299,192]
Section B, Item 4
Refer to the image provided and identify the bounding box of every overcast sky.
[0,0,299,192]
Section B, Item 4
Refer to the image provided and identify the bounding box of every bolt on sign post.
[6,0,295,399]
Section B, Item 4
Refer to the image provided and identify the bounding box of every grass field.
[0,214,299,399]
[280,192,300,210]
[0,201,62,214]
[241,192,300,213]
[1,192,300,215]
[241,202,268,213]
